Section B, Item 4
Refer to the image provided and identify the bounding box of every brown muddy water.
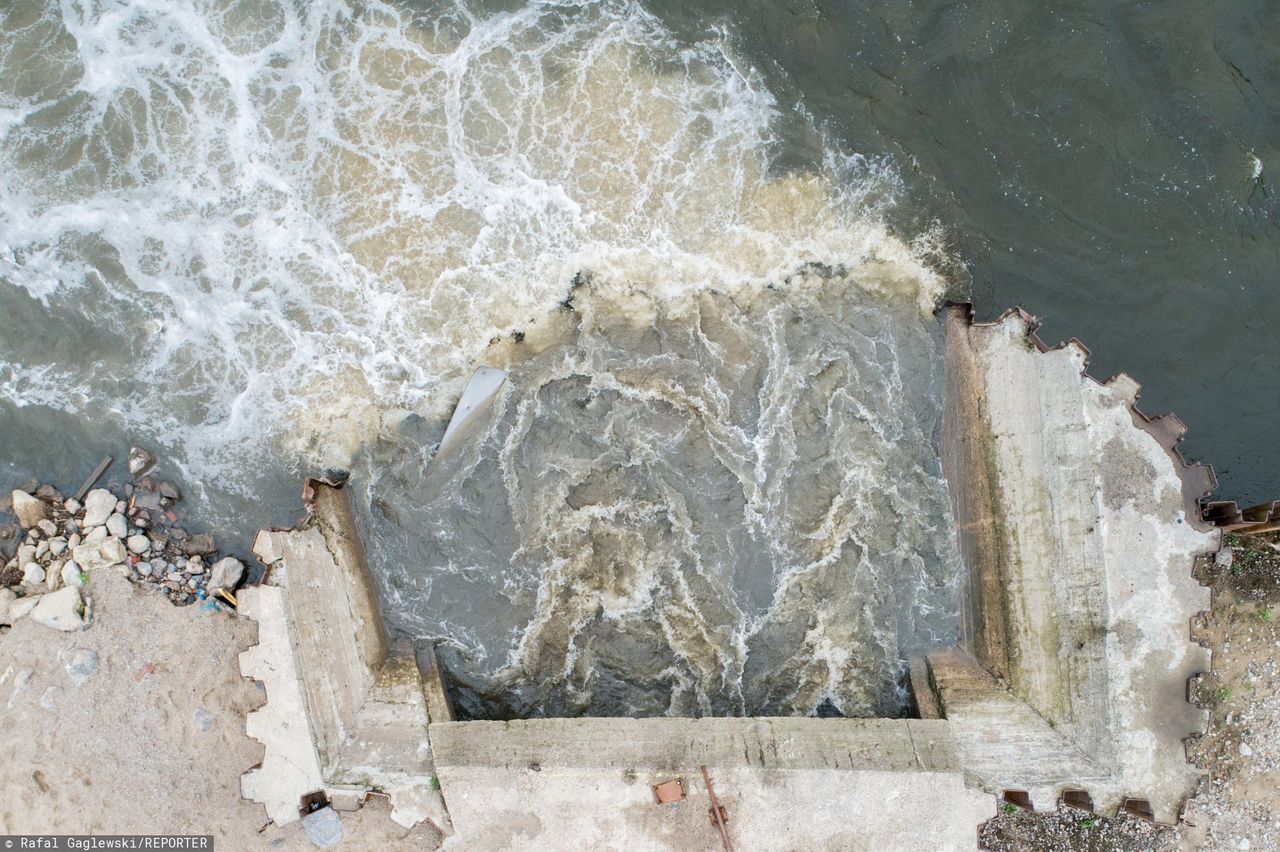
[1,0,1275,718]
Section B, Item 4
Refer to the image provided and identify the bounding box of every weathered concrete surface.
[239,583,325,827]
[431,717,958,772]
[431,718,993,851]
[242,481,448,832]
[938,305,1215,823]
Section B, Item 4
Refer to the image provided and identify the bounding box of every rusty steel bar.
[701,765,733,852]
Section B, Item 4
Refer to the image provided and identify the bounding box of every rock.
[128,446,156,476]
[0,563,22,587]
[106,513,128,539]
[158,481,181,501]
[22,564,45,586]
[35,540,49,559]
[135,561,152,577]
[0,523,17,561]
[49,537,67,557]
[11,490,47,528]
[10,595,40,621]
[63,497,81,515]
[82,489,117,527]
[37,518,57,537]
[72,537,127,571]
[65,648,99,684]
[84,525,107,545]
[207,557,244,593]
[194,708,215,731]
[100,537,126,565]
[1240,741,1253,757]
[45,563,62,592]
[0,587,14,625]
[30,587,85,631]
[17,544,35,566]
[67,533,81,549]
[35,484,63,503]
[187,556,204,574]
[126,535,150,555]
[300,807,343,849]
[61,562,83,588]
[166,572,183,582]
[181,534,215,556]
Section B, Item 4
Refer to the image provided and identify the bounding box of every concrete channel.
[237,304,1226,850]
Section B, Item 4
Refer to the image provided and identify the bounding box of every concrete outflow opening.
[239,305,1216,849]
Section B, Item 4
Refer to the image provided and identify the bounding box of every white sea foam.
[1,0,943,487]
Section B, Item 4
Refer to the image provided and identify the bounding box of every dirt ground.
[980,531,1280,851]
[0,562,439,849]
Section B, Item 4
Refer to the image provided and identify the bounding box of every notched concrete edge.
[939,303,1215,826]
[237,479,452,834]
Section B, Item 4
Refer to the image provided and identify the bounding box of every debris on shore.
[1,448,246,632]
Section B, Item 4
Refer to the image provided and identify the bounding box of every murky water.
[2,0,1275,717]
[362,273,957,717]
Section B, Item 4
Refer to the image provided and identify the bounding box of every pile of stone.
[1,458,246,632]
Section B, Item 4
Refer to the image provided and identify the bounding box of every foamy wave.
[0,0,945,489]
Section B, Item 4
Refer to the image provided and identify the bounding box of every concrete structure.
[240,479,449,833]
[934,305,1214,823]
[431,718,992,851]
[237,306,1216,848]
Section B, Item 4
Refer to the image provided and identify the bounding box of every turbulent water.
[364,273,957,718]
[0,0,961,718]
[6,0,1273,717]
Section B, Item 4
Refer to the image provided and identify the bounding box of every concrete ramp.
[239,480,450,833]
[935,305,1215,823]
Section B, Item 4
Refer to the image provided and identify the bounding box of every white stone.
[65,648,99,685]
[29,586,85,631]
[35,540,49,559]
[45,563,62,592]
[82,489,116,527]
[1239,741,1253,757]
[67,533,81,549]
[0,587,14,625]
[84,525,107,545]
[61,561,83,589]
[37,518,57,537]
[10,595,40,621]
[22,564,45,586]
[72,537,127,572]
[49,537,67,557]
[126,535,150,555]
[128,446,155,476]
[106,513,128,539]
[11,490,47,528]
[16,544,36,566]
[207,557,245,592]
[64,497,81,514]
